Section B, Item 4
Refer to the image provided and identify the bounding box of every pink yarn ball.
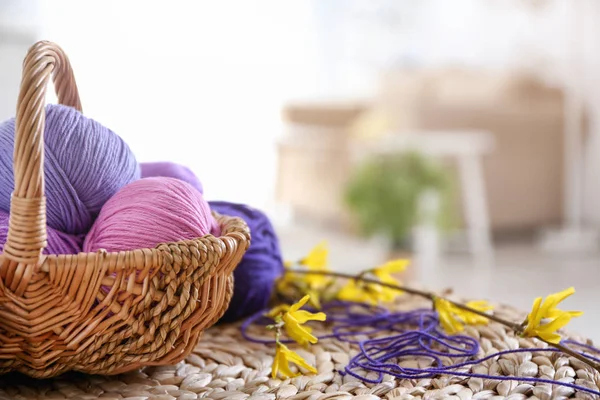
[84,177,220,253]
[0,210,82,255]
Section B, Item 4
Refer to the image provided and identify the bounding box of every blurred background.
[1,0,599,337]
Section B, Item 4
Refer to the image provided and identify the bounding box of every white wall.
[307,0,571,94]
[0,0,43,121]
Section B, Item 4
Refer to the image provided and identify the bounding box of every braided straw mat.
[0,294,597,400]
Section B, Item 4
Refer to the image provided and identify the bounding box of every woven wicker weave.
[0,41,250,378]
[0,294,597,399]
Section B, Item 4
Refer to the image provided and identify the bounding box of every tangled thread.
[242,300,600,397]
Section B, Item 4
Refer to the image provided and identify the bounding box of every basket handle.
[1,41,82,294]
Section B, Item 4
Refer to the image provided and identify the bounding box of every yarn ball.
[84,177,220,253]
[209,201,284,322]
[0,104,140,235]
[140,162,203,194]
[0,210,82,255]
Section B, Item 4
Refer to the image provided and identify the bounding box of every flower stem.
[289,269,434,299]
[548,339,600,372]
[289,269,520,329]
[286,269,600,373]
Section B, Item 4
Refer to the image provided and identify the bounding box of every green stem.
[285,269,600,373]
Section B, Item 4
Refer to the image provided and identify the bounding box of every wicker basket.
[0,41,250,378]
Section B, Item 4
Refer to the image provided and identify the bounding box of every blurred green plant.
[344,151,455,250]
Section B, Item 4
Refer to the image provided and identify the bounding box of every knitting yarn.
[209,201,284,322]
[84,177,219,253]
[0,104,140,235]
[0,210,82,255]
[140,162,203,194]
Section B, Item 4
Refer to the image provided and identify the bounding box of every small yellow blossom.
[372,259,408,301]
[435,297,465,334]
[306,288,324,309]
[267,303,291,318]
[337,259,408,305]
[373,259,409,284]
[268,295,327,346]
[300,241,328,268]
[272,342,317,379]
[523,287,583,344]
[279,242,332,308]
[282,295,327,346]
[298,241,330,287]
[434,297,494,334]
[457,300,494,325]
[337,279,380,304]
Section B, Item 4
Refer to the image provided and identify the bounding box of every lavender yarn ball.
[140,162,203,194]
[0,210,82,255]
[0,104,140,234]
[210,201,284,322]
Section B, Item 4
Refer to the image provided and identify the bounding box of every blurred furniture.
[276,70,568,239]
[379,69,567,236]
[359,131,495,265]
[276,102,368,230]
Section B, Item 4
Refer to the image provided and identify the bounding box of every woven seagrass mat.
[0,295,598,400]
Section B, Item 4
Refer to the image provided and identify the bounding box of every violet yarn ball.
[83,177,220,253]
[140,162,203,194]
[0,210,82,255]
[209,201,284,322]
[0,104,140,235]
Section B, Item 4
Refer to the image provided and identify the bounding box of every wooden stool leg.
[458,154,493,266]
[413,190,441,282]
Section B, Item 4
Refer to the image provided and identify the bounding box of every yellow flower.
[298,241,330,287]
[523,287,583,344]
[300,241,328,267]
[372,259,408,301]
[268,295,327,346]
[373,259,409,284]
[305,288,324,309]
[279,242,332,308]
[337,279,380,304]
[435,297,465,334]
[337,259,408,305]
[271,342,317,379]
[281,295,327,346]
[458,300,494,325]
[434,297,494,334]
[267,303,291,319]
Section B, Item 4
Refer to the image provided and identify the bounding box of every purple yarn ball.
[140,162,203,194]
[0,210,82,255]
[0,104,140,234]
[209,201,284,322]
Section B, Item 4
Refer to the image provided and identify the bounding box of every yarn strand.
[287,269,600,372]
[242,300,600,397]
